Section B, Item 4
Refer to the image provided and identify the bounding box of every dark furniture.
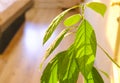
[0,0,33,53]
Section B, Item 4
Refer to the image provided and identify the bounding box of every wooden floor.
[0,7,81,83]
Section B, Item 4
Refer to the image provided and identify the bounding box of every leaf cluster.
[40,2,119,83]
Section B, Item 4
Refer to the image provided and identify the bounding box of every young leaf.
[74,19,97,78]
[85,67,104,83]
[86,2,107,16]
[64,14,82,27]
[43,28,69,61]
[43,5,81,44]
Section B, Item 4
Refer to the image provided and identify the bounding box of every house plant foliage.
[40,2,120,83]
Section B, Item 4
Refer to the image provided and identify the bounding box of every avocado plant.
[40,2,120,83]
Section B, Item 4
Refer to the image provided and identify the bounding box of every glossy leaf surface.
[64,14,82,27]
[74,19,97,78]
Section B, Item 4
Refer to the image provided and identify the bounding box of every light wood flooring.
[0,7,82,83]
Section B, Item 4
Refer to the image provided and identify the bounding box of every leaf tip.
[40,63,43,70]
[43,36,47,45]
[43,41,45,45]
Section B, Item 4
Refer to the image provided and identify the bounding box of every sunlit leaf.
[41,48,80,83]
[41,2,107,83]
[41,51,68,83]
[64,14,82,27]
[41,19,97,83]
[43,28,69,61]
[43,5,81,44]
[85,67,104,83]
[74,19,97,78]
[86,2,107,16]
[58,45,79,83]
[40,54,58,83]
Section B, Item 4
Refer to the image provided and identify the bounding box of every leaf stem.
[81,4,85,18]
[97,43,120,68]
[69,5,82,11]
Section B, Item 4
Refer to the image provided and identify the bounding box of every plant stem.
[98,43,120,68]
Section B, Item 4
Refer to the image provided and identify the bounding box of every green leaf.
[41,49,80,83]
[43,5,81,44]
[40,53,58,83]
[85,67,104,83]
[86,2,107,16]
[43,28,69,61]
[41,19,98,83]
[74,19,97,78]
[64,14,82,27]
[57,45,79,83]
